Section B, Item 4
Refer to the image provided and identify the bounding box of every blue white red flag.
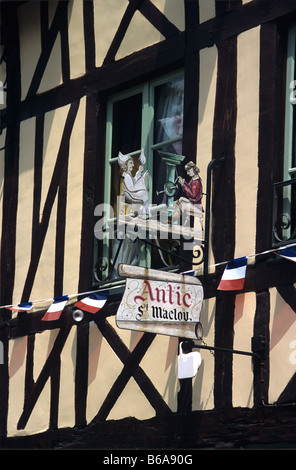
[74,292,109,314]
[41,296,69,321]
[278,246,296,263]
[7,302,33,312]
[217,257,247,291]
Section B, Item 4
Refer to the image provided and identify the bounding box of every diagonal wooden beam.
[93,319,172,421]
[21,100,80,303]
[277,372,296,405]
[26,0,69,99]
[137,0,180,38]
[17,323,72,430]
[93,331,156,421]
[103,0,144,65]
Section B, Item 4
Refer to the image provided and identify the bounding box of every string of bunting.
[184,243,296,291]
[1,243,296,320]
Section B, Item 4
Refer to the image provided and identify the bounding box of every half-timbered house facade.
[1,0,296,449]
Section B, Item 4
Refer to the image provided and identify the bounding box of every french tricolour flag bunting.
[41,296,69,321]
[218,257,247,291]
[7,302,33,312]
[74,292,109,314]
[278,246,296,263]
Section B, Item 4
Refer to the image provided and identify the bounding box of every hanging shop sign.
[116,264,203,339]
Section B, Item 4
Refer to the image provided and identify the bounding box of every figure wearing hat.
[171,161,203,224]
[118,150,149,216]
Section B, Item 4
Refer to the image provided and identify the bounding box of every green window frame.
[272,24,296,246]
[284,24,296,179]
[94,70,184,286]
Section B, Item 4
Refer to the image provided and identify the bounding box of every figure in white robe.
[118,150,149,215]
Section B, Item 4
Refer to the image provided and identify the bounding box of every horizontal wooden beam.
[4,404,296,449]
[2,0,296,127]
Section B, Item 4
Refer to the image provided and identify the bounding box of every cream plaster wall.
[198,0,216,23]
[233,293,255,407]
[94,0,128,67]
[196,45,218,273]
[86,316,179,422]
[115,9,164,61]
[62,97,85,296]
[269,287,296,404]
[5,0,292,440]
[8,327,77,436]
[18,1,63,99]
[18,1,41,100]
[235,27,260,260]
[192,297,216,411]
[13,98,85,306]
[68,0,85,79]
[94,0,184,65]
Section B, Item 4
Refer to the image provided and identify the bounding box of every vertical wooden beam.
[75,90,99,426]
[83,0,96,72]
[253,22,281,406]
[0,1,21,438]
[211,36,237,410]
[256,22,280,254]
[177,0,200,413]
[54,158,69,297]
[253,290,270,407]
[21,100,79,303]
[74,322,89,428]
[78,93,98,291]
[182,0,200,163]
[60,1,70,82]
[32,115,44,244]
[17,324,72,430]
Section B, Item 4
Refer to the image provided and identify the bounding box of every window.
[273,25,296,246]
[284,24,296,178]
[94,71,185,285]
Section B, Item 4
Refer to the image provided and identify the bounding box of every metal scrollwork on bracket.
[192,243,205,266]
[93,257,109,282]
[272,178,296,247]
[273,213,292,243]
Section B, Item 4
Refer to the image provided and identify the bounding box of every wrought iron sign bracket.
[181,335,266,360]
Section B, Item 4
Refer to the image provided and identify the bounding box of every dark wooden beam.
[92,332,158,421]
[17,323,72,430]
[2,0,295,130]
[25,0,70,99]
[94,318,172,418]
[211,35,237,410]
[5,405,296,449]
[103,0,144,65]
[177,0,200,413]
[137,0,180,38]
[83,0,96,72]
[75,322,89,427]
[188,0,296,53]
[0,0,21,438]
[21,100,80,303]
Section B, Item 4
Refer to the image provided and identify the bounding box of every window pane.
[153,76,184,204]
[154,76,184,148]
[112,93,142,156]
